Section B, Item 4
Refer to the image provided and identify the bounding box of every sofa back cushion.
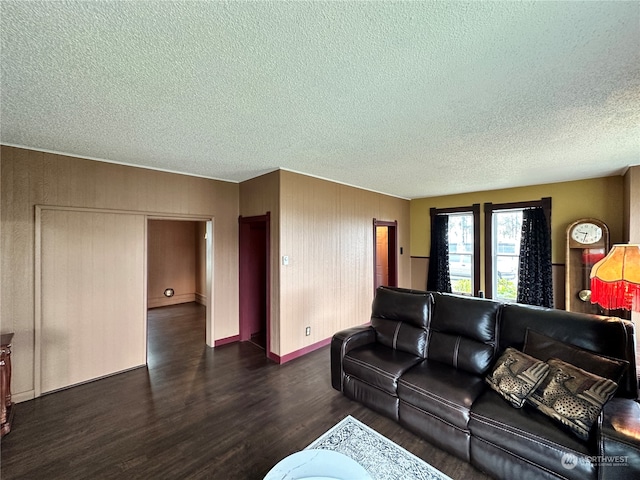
[523,329,629,384]
[427,293,500,375]
[370,287,433,358]
[500,304,638,399]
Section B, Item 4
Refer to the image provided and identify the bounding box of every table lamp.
[590,244,640,311]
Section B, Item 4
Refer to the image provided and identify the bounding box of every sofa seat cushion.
[343,344,422,395]
[469,390,596,480]
[397,360,486,430]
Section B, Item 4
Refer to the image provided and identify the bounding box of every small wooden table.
[1,333,14,437]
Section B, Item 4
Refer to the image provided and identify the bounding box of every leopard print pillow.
[528,358,618,440]
[485,347,550,408]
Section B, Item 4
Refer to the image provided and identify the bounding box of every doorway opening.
[373,219,398,291]
[239,213,270,353]
[146,218,213,366]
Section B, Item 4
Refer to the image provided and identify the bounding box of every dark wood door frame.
[239,213,271,356]
[373,219,398,293]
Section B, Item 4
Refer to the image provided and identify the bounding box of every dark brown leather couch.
[331,286,640,480]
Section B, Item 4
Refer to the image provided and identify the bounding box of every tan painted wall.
[410,176,625,296]
[0,146,239,400]
[239,171,281,353]
[148,220,198,308]
[278,170,410,356]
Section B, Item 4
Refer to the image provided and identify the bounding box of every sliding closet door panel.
[40,209,146,393]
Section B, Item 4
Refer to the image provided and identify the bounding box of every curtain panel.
[427,214,452,293]
[517,207,553,307]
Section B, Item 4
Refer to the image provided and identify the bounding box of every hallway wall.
[1,146,239,401]
[148,220,198,308]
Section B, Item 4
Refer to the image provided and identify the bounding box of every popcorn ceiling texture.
[1,1,639,198]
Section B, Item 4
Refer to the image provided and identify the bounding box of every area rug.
[306,416,453,480]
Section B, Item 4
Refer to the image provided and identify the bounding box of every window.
[484,198,551,301]
[492,210,522,301]
[448,213,475,295]
[429,204,480,296]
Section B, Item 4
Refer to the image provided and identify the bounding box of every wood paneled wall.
[1,146,239,400]
[278,170,410,356]
[239,170,411,358]
[39,208,146,393]
[411,257,429,291]
[2,148,409,389]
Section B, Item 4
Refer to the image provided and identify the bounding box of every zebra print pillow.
[485,347,550,408]
[528,358,618,440]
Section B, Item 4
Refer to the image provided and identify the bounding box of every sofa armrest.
[330,325,376,392]
[598,398,640,480]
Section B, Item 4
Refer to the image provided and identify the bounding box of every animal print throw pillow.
[485,347,550,408]
[528,358,618,440]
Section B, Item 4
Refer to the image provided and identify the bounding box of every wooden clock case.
[565,218,609,314]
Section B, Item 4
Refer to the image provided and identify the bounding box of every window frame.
[430,204,480,296]
[483,197,551,300]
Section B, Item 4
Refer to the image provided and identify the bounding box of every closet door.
[38,208,146,394]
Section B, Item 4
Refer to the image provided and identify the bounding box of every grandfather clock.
[565,219,609,314]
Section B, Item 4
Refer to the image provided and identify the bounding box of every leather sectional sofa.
[331,286,640,480]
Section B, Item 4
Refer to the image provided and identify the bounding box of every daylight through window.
[448,212,474,295]
[492,210,522,301]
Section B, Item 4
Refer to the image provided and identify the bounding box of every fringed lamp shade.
[590,244,640,311]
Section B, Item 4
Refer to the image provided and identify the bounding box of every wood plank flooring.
[1,303,491,480]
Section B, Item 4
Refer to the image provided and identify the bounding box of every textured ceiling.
[1,1,639,199]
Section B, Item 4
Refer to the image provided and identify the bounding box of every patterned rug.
[306,416,453,480]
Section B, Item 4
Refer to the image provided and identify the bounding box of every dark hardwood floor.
[1,303,491,480]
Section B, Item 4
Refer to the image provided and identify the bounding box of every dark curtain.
[427,214,452,293]
[517,207,553,307]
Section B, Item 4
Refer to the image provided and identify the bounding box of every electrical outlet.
[305,326,311,336]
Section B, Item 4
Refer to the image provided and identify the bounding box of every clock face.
[571,222,603,245]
